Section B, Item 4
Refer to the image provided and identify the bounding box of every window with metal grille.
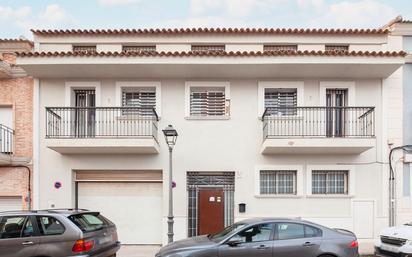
[264,88,297,115]
[312,170,349,194]
[122,87,156,115]
[73,45,97,53]
[190,87,226,116]
[260,170,297,195]
[264,45,298,51]
[191,45,225,52]
[122,45,156,53]
[325,45,349,52]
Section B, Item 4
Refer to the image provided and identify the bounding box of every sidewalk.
[117,245,161,257]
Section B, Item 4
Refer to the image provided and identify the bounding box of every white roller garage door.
[78,182,162,245]
[0,196,22,211]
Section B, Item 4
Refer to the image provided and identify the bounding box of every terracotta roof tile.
[0,39,34,46]
[31,28,388,36]
[16,50,407,58]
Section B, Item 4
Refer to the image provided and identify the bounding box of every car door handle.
[22,241,34,245]
[256,245,269,250]
[303,242,316,247]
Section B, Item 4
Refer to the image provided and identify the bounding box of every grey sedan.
[156,218,359,257]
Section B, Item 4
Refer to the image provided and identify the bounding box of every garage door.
[78,182,162,244]
[0,196,22,211]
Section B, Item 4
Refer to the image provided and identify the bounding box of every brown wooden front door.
[198,188,224,235]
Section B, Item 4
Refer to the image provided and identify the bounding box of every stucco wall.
[37,78,392,248]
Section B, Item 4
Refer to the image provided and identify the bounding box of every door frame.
[187,172,235,237]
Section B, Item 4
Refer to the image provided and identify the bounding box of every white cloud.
[189,0,288,17]
[39,4,74,24]
[297,0,324,12]
[0,6,31,20]
[308,0,397,28]
[0,4,75,38]
[97,0,140,6]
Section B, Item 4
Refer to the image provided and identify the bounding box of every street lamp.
[388,144,412,226]
[163,125,178,243]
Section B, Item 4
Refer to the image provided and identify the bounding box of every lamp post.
[388,144,412,226]
[163,125,178,243]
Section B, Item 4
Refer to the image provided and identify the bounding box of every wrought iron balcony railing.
[0,124,14,154]
[262,106,375,138]
[46,107,159,142]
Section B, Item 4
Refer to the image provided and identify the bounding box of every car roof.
[237,217,320,226]
[0,209,98,217]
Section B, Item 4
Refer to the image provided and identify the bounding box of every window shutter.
[260,170,297,195]
[190,88,226,116]
[122,45,156,53]
[263,45,298,51]
[122,88,156,115]
[312,170,348,194]
[191,45,225,52]
[265,89,297,115]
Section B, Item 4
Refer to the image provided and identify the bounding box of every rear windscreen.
[68,213,111,233]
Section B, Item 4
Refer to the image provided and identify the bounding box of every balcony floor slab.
[46,138,160,154]
[261,138,375,154]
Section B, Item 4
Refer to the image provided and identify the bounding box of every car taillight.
[72,239,95,253]
[349,240,359,248]
[112,231,118,241]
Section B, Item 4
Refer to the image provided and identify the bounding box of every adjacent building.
[13,18,412,254]
[0,39,33,210]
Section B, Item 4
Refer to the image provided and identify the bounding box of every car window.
[0,216,26,239]
[69,213,109,233]
[210,222,247,242]
[22,218,35,237]
[305,225,322,238]
[231,224,273,243]
[36,216,65,236]
[277,223,305,240]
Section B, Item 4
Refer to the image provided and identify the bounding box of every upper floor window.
[325,45,349,52]
[191,45,225,52]
[264,45,298,51]
[122,45,156,53]
[122,87,156,116]
[190,87,226,116]
[264,88,297,116]
[73,45,97,53]
[260,170,297,195]
[312,170,349,195]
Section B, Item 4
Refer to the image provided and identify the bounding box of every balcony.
[261,107,376,154]
[0,124,13,165]
[45,107,159,154]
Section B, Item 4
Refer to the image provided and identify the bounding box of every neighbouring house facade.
[15,19,412,253]
[0,39,33,210]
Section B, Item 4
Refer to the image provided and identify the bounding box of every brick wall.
[0,50,33,210]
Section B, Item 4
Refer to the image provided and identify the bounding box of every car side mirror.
[227,238,242,247]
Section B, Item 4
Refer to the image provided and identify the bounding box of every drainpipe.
[3,164,31,210]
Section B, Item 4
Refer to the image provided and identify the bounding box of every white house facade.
[16,18,412,254]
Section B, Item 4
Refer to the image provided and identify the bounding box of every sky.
[0,0,411,39]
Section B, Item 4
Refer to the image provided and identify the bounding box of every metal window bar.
[73,45,97,53]
[191,45,226,52]
[265,89,297,116]
[312,170,349,194]
[122,45,156,53]
[45,107,159,142]
[122,89,156,116]
[264,45,298,51]
[0,124,14,154]
[260,170,297,195]
[325,45,349,52]
[190,90,226,116]
[262,106,375,139]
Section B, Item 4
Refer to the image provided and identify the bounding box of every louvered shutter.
[122,88,156,115]
[265,89,297,115]
[190,88,226,116]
